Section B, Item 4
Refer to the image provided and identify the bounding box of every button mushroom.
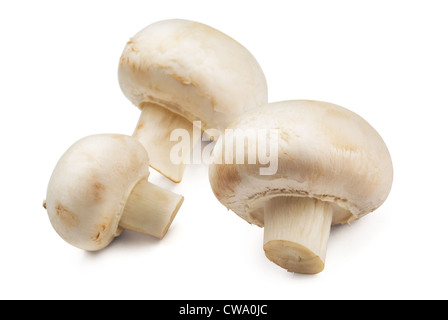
[44,134,184,251]
[209,100,393,274]
[118,19,268,183]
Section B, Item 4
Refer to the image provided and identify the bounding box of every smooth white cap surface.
[45,134,149,250]
[209,100,393,226]
[118,19,268,131]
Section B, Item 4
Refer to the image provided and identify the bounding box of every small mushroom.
[44,134,183,251]
[209,100,393,274]
[118,19,268,183]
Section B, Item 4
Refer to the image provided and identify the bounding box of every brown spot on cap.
[280,130,290,143]
[92,218,111,244]
[92,182,106,202]
[55,202,79,229]
[170,73,192,85]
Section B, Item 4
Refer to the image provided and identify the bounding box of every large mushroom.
[118,19,268,183]
[209,100,393,274]
[44,134,183,251]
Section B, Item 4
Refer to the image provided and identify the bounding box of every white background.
[1,0,447,300]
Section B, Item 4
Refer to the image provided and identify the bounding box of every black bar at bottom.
[163,300,305,318]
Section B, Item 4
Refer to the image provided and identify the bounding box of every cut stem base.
[263,197,333,274]
[120,179,184,239]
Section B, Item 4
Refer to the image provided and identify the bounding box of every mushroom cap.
[46,134,149,250]
[209,100,393,226]
[118,19,268,131]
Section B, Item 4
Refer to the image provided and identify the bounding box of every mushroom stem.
[119,179,184,239]
[263,197,333,274]
[133,102,201,183]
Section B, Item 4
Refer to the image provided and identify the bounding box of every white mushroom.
[209,100,393,274]
[44,134,183,251]
[118,19,268,183]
